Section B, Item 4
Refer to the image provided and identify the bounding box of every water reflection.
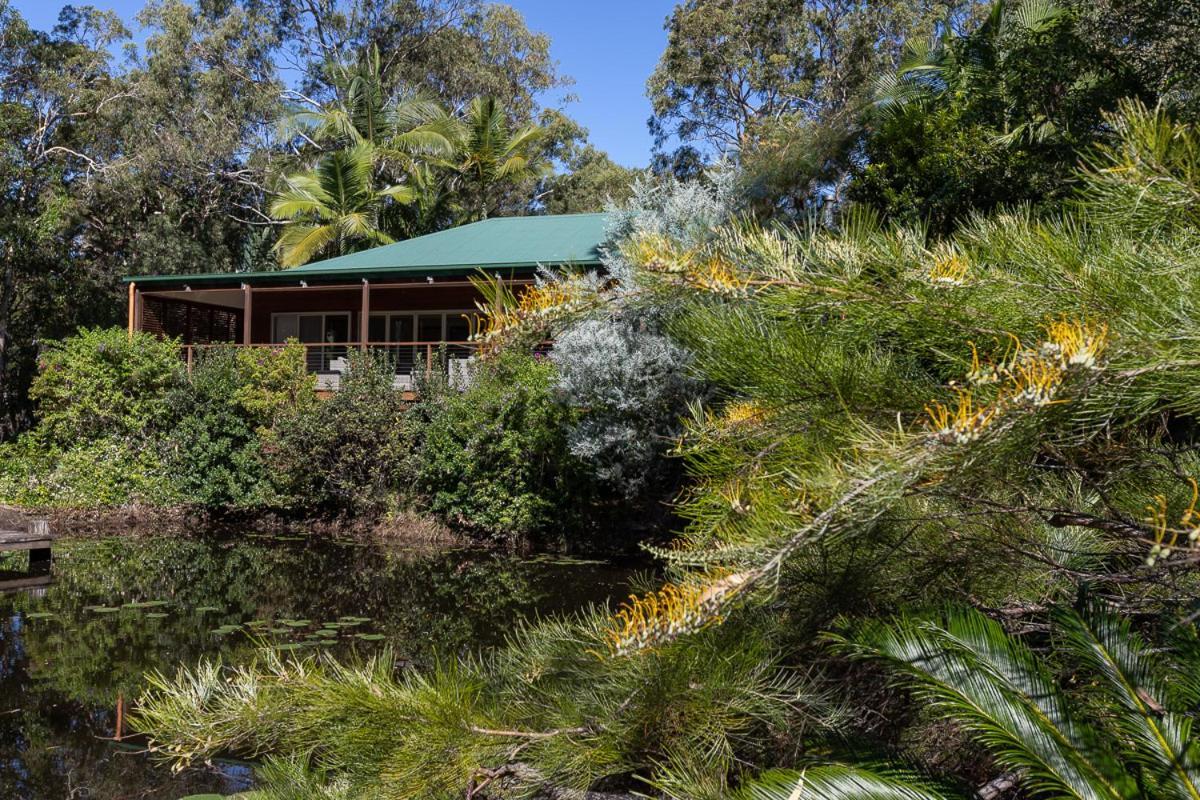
[0,532,638,799]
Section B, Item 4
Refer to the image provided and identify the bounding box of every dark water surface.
[0,531,640,799]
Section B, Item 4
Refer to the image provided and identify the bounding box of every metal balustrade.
[180,341,479,389]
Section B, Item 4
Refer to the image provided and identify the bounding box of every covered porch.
[126,276,506,389]
[121,212,610,390]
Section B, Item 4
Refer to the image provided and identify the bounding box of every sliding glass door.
[271,313,351,372]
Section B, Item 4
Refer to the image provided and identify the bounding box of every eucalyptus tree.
[270,0,567,126]
[646,0,989,173]
[0,0,283,433]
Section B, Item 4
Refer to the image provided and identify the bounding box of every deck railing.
[181,341,477,382]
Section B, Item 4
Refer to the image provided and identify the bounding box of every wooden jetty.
[0,518,53,566]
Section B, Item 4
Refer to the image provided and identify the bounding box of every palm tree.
[269,144,414,267]
[738,604,1200,799]
[873,0,1072,145]
[452,96,548,220]
[288,46,457,162]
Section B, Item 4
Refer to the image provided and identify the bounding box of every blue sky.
[10,0,676,167]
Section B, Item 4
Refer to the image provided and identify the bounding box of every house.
[123,212,611,388]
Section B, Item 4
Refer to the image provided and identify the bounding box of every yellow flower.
[927,249,969,286]
[925,390,998,444]
[602,571,751,656]
[1044,317,1108,369]
[689,256,750,296]
[721,400,764,426]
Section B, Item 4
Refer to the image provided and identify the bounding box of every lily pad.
[194,606,221,613]
[24,611,55,620]
[88,606,121,614]
[124,600,169,609]
[315,629,338,637]
[355,633,386,641]
[145,612,169,619]
[280,619,311,627]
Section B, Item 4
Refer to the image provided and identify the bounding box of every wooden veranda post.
[126,282,136,339]
[360,278,370,349]
[241,283,253,345]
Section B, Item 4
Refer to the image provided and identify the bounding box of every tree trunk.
[0,240,14,436]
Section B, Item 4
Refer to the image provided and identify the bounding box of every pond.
[0,531,642,799]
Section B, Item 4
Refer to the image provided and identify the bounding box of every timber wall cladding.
[142,296,242,344]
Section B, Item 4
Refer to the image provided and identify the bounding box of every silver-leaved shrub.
[552,316,700,498]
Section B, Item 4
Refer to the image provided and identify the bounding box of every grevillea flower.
[927,250,969,286]
[688,256,750,297]
[624,232,697,275]
[929,317,1108,445]
[1144,478,1200,566]
[925,390,999,444]
[1007,355,1066,407]
[1044,317,1109,369]
[602,570,751,657]
[474,281,586,343]
[721,400,765,427]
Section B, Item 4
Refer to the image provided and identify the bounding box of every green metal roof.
[124,213,612,288]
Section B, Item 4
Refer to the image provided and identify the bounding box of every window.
[365,311,477,378]
[367,312,477,344]
[271,312,352,344]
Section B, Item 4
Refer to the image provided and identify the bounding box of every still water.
[0,532,640,799]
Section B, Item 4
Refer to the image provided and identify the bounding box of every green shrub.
[165,347,264,508]
[0,437,181,508]
[270,350,408,515]
[28,327,183,446]
[409,352,580,541]
[165,343,317,509]
[233,342,317,429]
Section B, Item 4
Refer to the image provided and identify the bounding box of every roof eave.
[123,258,602,288]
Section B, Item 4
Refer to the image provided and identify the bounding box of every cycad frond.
[1057,605,1200,798]
[735,765,955,800]
[834,610,1125,800]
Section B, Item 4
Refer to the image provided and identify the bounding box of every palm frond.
[1005,0,1068,33]
[273,223,338,268]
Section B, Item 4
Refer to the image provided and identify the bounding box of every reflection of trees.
[0,533,635,798]
[0,705,248,799]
